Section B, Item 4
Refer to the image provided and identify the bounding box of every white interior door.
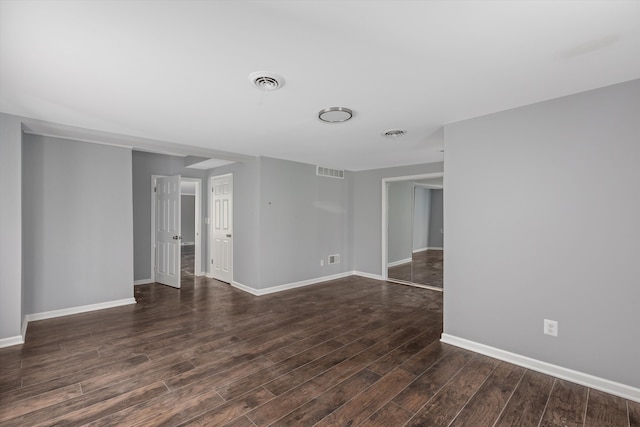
[211,174,233,283]
[156,175,181,288]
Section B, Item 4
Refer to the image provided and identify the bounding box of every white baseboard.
[427,246,444,250]
[0,335,24,349]
[352,271,384,281]
[230,281,260,296]
[413,247,428,253]
[21,318,28,341]
[387,258,411,268]
[440,333,640,403]
[24,298,137,324]
[231,272,354,296]
[134,278,153,285]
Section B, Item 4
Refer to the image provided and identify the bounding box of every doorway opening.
[151,175,202,287]
[382,172,444,292]
[180,179,198,280]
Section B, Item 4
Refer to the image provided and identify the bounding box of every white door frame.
[151,175,203,282]
[381,172,444,289]
[208,173,233,282]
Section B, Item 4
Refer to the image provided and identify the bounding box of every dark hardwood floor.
[1,269,637,426]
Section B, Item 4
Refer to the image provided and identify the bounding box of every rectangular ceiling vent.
[317,166,345,179]
[328,254,341,265]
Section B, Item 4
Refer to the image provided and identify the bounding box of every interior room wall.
[413,187,431,252]
[427,189,443,248]
[387,181,413,264]
[22,134,134,314]
[0,113,23,343]
[132,151,207,281]
[257,156,351,289]
[444,79,640,389]
[351,162,444,277]
[180,195,196,244]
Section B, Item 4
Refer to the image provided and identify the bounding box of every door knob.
[173,235,182,240]
[226,234,232,238]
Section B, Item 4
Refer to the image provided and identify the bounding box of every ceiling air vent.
[382,129,407,138]
[317,166,345,179]
[249,71,284,91]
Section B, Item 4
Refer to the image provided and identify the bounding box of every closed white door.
[210,174,232,283]
[156,175,181,288]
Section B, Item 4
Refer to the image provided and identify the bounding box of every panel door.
[211,174,232,283]
[156,175,181,288]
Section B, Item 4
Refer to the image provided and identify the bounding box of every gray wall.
[387,181,413,264]
[444,79,640,388]
[181,195,196,244]
[258,157,351,288]
[132,151,207,280]
[0,113,23,341]
[22,134,134,314]
[413,187,430,251]
[428,189,443,248]
[351,162,445,276]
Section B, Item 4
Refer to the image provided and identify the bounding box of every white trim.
[440,333,640,403]
[381,172,444,282]
[387,257,411,268]
[0,335,24,348]
[134,278,153,285]
[24,298,137,323]
[388,279,443,292]
[413,247,444,253]
[21,318,28,340]
[231,272,353,296]
[353,271,384,280]
[230,281,261,296]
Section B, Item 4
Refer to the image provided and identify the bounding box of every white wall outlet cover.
[544,319,558,337]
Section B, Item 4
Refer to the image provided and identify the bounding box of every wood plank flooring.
[1,274,637,426]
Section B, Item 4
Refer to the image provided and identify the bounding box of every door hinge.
[211,259,213,264]
[154,187,157,193]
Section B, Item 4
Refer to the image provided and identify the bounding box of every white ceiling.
[1,1,639,171]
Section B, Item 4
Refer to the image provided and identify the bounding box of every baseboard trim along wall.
[352,271,384,281]
[441,333,640,403]
[387,258,412,268]
[0,335,24,348]
[134,278,153,285]
[230,271,386,296]
[232,272,354,296]
[19,298,138,343]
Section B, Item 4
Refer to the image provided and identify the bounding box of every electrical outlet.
[544,319,558,337]
[320,259,324,267]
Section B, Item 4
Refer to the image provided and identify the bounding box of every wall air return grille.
[316,166,345,179]
[328,254,341,265]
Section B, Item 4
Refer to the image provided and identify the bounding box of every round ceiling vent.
[382,129,407,138]
[249,71,284,91]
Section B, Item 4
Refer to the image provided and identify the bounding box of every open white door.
[211,174,232,283]
[156,175,181,288]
